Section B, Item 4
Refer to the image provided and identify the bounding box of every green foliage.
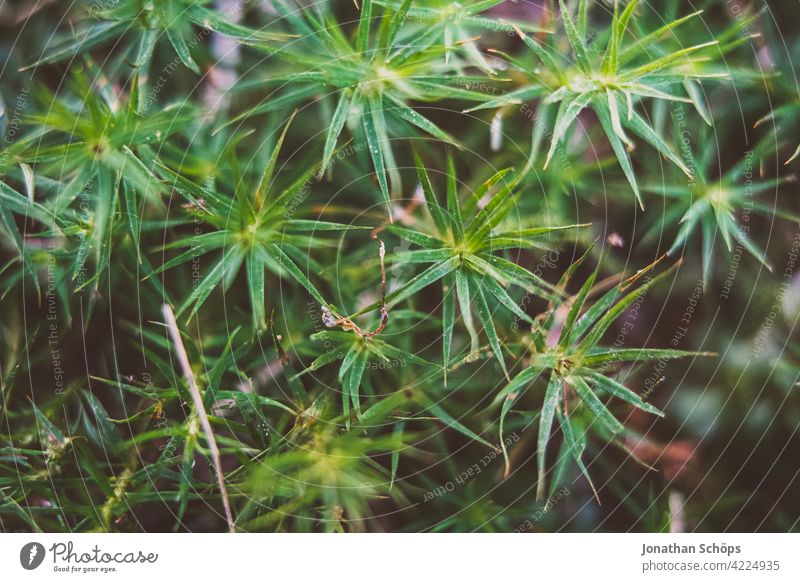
[152,112,366,331]
[26,0,283,73]
[496,255,703,499]
[1,0,798,533]
[384,152,584,377]
[645,144,790,281]
[469,0,737,205]
[376,0,549,73]
[232,0,502,211]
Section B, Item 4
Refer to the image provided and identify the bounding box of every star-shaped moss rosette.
[152,113,369,333]
[244,397,407,532]
[351,151,587,381]
[1,68,192,297]
[468,0,733,207]
[752,17,800,166]
[642,145,793,282]
[305,326,435,423]
[227,0,505,215]
[495,254,710,500]
[375,0,550,73]
[24,0,287,73]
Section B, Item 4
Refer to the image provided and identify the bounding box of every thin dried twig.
[162,304,235,533]
[321,235,389,338]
